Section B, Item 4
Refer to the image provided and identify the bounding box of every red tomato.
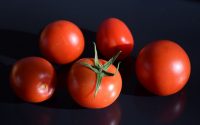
[40,20,84,64]
[10,57,56,103]
[96,18,134,60]
[67,58,122,109]
[135,40,191,96]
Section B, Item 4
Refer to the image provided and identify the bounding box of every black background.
[0,0,200,125]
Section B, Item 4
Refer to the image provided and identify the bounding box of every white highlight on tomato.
[108,84,114,91]
[172,61,183,74]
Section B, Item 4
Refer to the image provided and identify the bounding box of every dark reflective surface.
[185,0,200,2]
[0,0,200,125]
[118,90,187,125]
[156,90,186,124]
[70,102,121,125]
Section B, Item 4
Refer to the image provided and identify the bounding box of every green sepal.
[94,73,103,97]
[102,51,122,70]
[80,42,121,97]
[93,42,99,67]
[79,62,99,74]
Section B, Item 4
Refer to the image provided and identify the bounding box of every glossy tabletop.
[0,0,200,125]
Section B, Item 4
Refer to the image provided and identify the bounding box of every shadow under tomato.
[0,29,41,103]
[80,29,96,57]
[36,64,84,109]
[0,29,41,59]
[80,28,106,60]
[36,88,83,110]
[120,56,155,96]
[0,65,21,103]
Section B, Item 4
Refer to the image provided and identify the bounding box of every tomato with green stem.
[10,57,56,103]
[135,40,191,96]
[67,43,122,109]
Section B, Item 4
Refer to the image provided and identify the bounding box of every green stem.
[80,42,121,96]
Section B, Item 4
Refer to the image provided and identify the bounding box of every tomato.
[10,57,56,103]
[67,43,122,108]
[96,18,134,60]
[135,40,191,96]
[40,20,84,64]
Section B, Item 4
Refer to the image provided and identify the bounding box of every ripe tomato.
[10,57,56,103]
[96,18,134,60]
[40,20,84,64]
[67,43,122,108]
[135,40,191,96]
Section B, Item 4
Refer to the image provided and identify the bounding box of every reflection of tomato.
[40,20,84,64]
[96,102,121,125]
[10,57,56,103]
[72,101,121,125]
[67,58,122,108]
[157,90,186,124]
[133,89,186,124]
[96,18,134,60]
[135,40,191,96]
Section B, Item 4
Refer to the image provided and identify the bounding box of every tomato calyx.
[80,43,121,96]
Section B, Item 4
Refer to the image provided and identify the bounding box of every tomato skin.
[96,18,134,60]
[40,20,84,64]
[10,57,56,103]
[67,58,122,109]
[135,40,191,96]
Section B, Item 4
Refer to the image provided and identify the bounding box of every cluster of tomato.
[10,18,191,109]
